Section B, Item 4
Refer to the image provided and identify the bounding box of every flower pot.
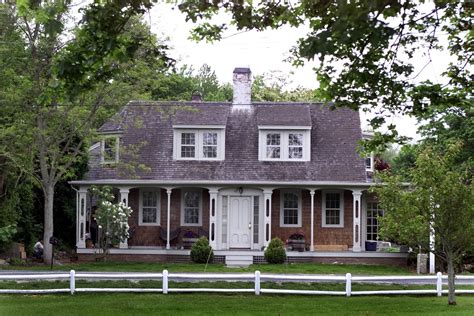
[289,239,305,252]
[182,238,198,249]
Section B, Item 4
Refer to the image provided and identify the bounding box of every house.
[71,68,407,266]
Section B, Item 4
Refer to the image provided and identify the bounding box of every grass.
[1,293,474,315]
[0,261,414,275]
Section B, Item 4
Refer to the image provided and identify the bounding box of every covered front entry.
[229,196,252,248]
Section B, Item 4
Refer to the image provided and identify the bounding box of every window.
[181,189,202,226]
[101,136,120,164]
[322,191,344,228]
[280,191,302,227]
[365,154,374,171]
[139,189,160,226]
[367,202,384,241]
[259,129,310,161]
[253,196,259,243]
[174,129,225,160]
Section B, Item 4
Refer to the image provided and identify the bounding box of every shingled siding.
[125,188,353,249]
[271,189,353,248]
[86,102,367,183]
[127,188,210,247]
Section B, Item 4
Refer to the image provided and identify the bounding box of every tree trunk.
[447,255,456,305]
[43,184,55,265]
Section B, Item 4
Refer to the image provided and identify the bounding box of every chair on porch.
[158,227,182,248]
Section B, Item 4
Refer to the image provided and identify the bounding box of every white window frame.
[258,128,311,161]
[280,190,302,227]
[139,188,161,226]
[173,127,225,160]
[180,189,203,226]
[322,190,344,228]
[366,201,384,241]
[100,135,120,164]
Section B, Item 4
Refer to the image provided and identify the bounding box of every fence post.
[436,272,442,297]
[345,273,352,297]
[163,270,168,294]
[255,271,261,296]
[69,270,75,295]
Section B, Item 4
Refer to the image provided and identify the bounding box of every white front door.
[229,196,252,248]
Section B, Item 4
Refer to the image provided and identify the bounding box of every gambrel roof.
[87,100,367,183]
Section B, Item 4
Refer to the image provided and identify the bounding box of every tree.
[374,142,474,305]
[0,1,171,264]
[179,1,472,150]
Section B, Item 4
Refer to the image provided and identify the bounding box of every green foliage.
[90,186,133,259]
[374,142,474,304]
[264,238,287,264]
[179,1,472,151]
[190,237,214,264]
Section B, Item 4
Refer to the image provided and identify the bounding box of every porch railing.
[1,271,473,296]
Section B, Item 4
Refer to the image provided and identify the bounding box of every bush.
[190,237,214,263]
[264,238,287,264]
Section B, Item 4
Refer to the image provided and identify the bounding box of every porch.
[73,181,405,265]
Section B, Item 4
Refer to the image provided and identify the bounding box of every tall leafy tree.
[178,1,472,150]
[374,143,474,305]
[0,0,171,263]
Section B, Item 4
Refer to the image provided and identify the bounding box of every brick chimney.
[232,67,252,112]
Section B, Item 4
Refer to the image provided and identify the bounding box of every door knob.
[248,223,252,230]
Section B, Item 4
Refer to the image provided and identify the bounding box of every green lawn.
[1,293,474,315]
[1,261,414,275]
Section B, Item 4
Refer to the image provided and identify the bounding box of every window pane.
[325,209,340,225]
[284,209,298,225]
[283,193,299,225]
[181,133,195,145]
[183,191,200,224]
[266,134,280,145]
[289,147,303,159]
[266,146,280,158]
[203,146,217,158]
[326,193,340,209]
[203,132,217,145]
[181,146,195,158]
[104,138,117,161]
[143,208,157,223]
[253,196,259,243]
[184,191,199,208]
[365,157,372,169]
[367,202,384,240]
[289,133,303,146]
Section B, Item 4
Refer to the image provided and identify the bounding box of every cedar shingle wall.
[128,188,210,247]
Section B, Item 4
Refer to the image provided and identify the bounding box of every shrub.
[190,237,214,263]
[264,238,287,264]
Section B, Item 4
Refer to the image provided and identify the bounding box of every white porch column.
[309,189,316,251]
[352,190,363,252]
[166,188,172,250]
[208,189,218,249]
[76,187,88,248]
[119,188,130,249]
[263,189,273,248]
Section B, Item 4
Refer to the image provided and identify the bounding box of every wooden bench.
[316,244,348,251]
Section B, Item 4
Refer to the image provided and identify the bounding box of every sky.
[146,3,454,142]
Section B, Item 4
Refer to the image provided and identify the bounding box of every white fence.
[1,271,474,296]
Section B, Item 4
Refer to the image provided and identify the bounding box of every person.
[33,239,44,259]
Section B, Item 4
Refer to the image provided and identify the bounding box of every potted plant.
[288,232,306,252]
[182,230,199,249]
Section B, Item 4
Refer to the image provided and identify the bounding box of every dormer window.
[365,155,374,172]
[101,136,120,164]
[173,126,225,160]
[259,128,310,161]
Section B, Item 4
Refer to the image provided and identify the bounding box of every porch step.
[225,255,253,268]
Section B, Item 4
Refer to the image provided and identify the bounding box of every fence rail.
[0,270,473,296]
